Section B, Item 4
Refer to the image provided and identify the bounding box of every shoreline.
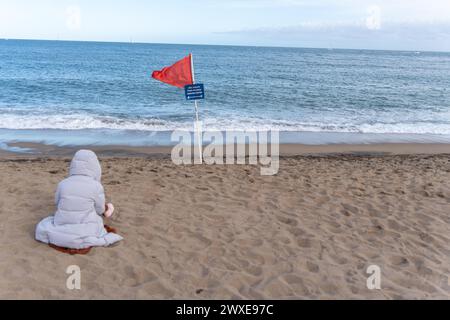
[0,141,449,159]
[2,129,450,152]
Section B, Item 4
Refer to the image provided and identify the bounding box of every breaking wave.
[0,114,450,135]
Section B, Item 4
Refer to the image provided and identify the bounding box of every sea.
[1,39,450,151]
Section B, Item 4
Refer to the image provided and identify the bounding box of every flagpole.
[190,53,203,164]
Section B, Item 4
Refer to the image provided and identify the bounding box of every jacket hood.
[69,150,102,182]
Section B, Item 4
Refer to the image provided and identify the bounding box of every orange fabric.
[104,225,117,233]
[48,225,118,255]
[49,243,92,255]
[152,55,193,88]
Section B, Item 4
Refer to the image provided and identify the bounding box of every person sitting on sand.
[35,150,123,250]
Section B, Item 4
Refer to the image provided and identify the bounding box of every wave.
[0,114,178,131]
[0,114,450,135]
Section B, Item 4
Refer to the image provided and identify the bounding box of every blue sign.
[185,84,205,101]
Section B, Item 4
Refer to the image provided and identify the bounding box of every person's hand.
[104,203,115,218]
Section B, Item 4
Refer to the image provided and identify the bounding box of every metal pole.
[190,53,203,164]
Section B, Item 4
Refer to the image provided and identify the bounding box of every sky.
[1,0,450,51]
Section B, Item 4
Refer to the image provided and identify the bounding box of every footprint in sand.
[130,216,150,226]
[276,215,299,227]
[390,256,410,267]
[306,261,320,273]
[182,232,213,250]
[288,227,306,237]
[368,224,385,236]
[198,204,215,212]
[297,238,312,248]
[387,219,402,231]
[122,265,158,287]
[341,203,360,215]
[281,274,312,296]
[245,265,263,277]
[208,176,224,183]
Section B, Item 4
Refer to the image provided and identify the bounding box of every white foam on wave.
[0,114,180,131]
[0,114,450,135]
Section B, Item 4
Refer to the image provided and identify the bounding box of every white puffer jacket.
[36,150,123,249]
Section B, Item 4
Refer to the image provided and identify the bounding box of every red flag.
[152,54,193,88]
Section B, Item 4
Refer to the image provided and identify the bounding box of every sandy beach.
[0,143,449,299]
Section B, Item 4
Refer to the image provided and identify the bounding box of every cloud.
[366,5,381,30]
[219,20,450,51]
[66,5,81,31]
[220,20,450,37]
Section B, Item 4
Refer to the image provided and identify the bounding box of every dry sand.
[0,144,449,299]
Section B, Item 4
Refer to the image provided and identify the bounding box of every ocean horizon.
[4,38,450,54]
[1,39,450,150]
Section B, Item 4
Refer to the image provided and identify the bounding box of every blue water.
[1,39,450,147]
